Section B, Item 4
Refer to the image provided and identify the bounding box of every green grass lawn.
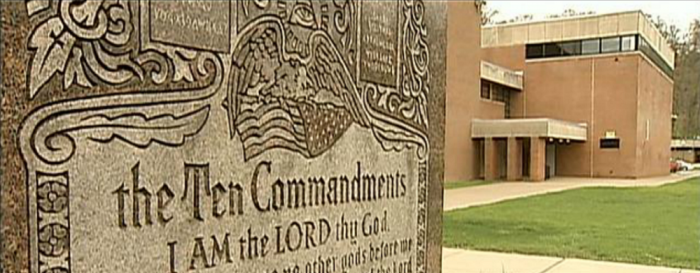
[444,180,493,190]
[443,178,700,269]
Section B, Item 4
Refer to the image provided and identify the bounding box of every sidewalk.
[442,248,700,273]
[444,171,700,211]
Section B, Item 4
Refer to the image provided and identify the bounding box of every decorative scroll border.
[19,1,432,272]
[359,0,431,271]
[21,2,224,273]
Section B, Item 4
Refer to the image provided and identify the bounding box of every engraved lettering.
[286,221,302,252]
[272,178,285,211]
[149,1,231,52]
[239,227,269,260]
[157,184,175,225]
[19,0,435,272]
[228,182,244,216]
[168,241,178,273]
[339,176,349,204]
[132,162,152,227]
[326,177,338,205]
[211,233,233,266]
[286,178,306,209]
[307,177,324,207]
[251,161,271,212]
[360,1,399,86]
[189,237,211,270]
[351,163,361,202]
[112,183,128,228]
[182,163,210,221]
[211,183,227,218]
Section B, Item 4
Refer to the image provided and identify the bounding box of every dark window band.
[525,34,672,78]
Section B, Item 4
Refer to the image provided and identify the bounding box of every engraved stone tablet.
[149,1,232,52]
[359,1,400,87]
[1,1,447,273]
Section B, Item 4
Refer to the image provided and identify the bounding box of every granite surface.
[1,1,446,272]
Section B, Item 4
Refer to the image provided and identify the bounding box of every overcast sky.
[487,1,700,35]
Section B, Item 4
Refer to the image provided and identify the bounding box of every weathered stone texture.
[2,1,446,272]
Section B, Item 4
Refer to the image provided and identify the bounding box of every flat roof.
[480,61,523,90]
[472,118,587,141]
[482,10,674,68]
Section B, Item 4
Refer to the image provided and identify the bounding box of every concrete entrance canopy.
[471,118,587,141]
[472,118,587,182]
[671,139,700,149]
[481,61,523,90]
[671,139,700,163]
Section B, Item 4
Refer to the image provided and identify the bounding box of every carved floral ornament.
[26,0,205,99]
[24,0,431,162]
[22,0,221,168]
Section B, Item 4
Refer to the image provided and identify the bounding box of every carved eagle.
[225,3,370,161]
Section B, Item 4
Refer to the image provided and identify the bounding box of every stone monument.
[1,1,446,272]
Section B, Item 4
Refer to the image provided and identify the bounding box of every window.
[621,35,636,51]
[600,138,620,149]
[639,36,674,78]
[492,85,507,103]
[601,37,621,53]
[544,43,562,57]
[480,80,490,99]
[526,44,544,58]
[581,39,600,54]
[639,37,650,51]
[561,41,581,56]
[522,34,672,78]
[480,80,512,116]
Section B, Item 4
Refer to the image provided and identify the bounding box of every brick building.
[446,3,674,182]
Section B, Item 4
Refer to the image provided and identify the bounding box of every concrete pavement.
[442,248,700,273]
[444,171,700,211]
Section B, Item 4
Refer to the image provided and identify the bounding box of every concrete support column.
[506,137,522,181]
[529,137,546,182]
[484,138,499,181]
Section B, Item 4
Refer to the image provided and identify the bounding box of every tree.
[669,18,700,139]
[477,0,531,26]
[499,14,534,25]
[690,19,700,52]
[646,14,684,52]
[546,9,596,19]
[476,0,499,25]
